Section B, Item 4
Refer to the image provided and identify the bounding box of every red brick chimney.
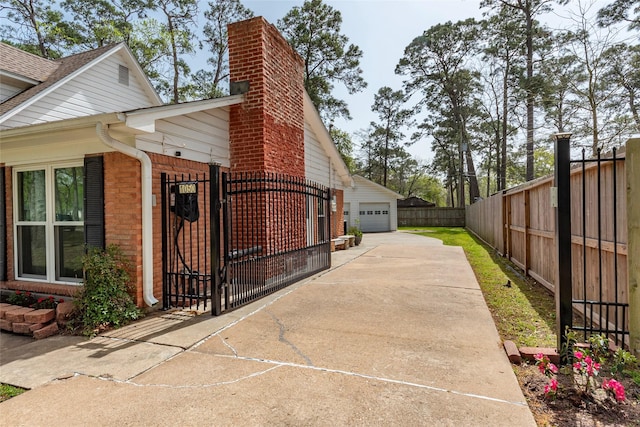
[228,17,305,177]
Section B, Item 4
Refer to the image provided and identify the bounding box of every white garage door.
[359,203,390,232]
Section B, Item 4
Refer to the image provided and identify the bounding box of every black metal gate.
[215,171,331,315]
[161,168,215,311]
[161,166,331,315]
[555,136,628,349]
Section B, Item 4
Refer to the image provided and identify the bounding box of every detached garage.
[343,175,403,232]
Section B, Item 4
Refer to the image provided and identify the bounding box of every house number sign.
[177,182,197,194]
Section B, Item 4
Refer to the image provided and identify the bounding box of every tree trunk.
[501,57,510,190]
[465,150,480,203]
[167,17,180,104]
[525,1,535,181]
[627,84,640,130]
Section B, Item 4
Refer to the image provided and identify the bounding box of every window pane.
[17,225,46,278]
[18,170,46,221]
[55,167,84,221]
[56,225,84,281]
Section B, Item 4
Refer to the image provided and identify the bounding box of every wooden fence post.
[627,138,640,356]
[554,133,573,355]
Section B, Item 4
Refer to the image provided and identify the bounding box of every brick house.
[0,17,352,309]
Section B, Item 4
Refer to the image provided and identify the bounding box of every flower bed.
[0,291,74,339]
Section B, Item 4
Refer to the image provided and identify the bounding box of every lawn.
[0,384,25,402]
[401,226,557,348]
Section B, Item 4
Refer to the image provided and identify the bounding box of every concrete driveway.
[0,231,535,426]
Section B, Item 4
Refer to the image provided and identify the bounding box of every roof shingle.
[0,42,59,82]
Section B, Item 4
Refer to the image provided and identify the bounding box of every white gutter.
[96,122,158,307]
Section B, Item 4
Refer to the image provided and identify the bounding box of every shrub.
[5,291,64,309]
[347,225,363,245]
[6,290,36,307]
[71,245,142,336]
[347,225,362,238]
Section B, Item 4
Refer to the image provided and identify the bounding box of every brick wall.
[103,152,144,304]
[104,152,227,307]
[147,153,219,306]
[228,17,305,177]
[228,17,308,260]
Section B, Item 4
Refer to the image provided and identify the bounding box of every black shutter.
[84,156,105,250]
[0,167,6,281]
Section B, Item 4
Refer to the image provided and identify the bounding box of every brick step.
[0,303,63,339]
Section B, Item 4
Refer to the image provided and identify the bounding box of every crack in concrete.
[265,310,314,366]
[215,354,529,408]
[219,335,238,357]
[68,352,526,408]
[73,364,283,389]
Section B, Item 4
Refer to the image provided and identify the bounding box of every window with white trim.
[14,163,84,284]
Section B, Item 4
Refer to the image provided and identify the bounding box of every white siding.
[343,176,400,232]
[1,82,24,103]
[136,108,231,166]
[304,120,332,187]
[2,51,157,128]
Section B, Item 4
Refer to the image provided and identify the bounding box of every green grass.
[401,227,557,348]
[0,384,25,402]
[626,368,640,387]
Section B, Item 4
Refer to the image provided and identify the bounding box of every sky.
[231,0,622,161]
[242,0,488,161]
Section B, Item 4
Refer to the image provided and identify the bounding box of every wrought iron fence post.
[210,164,222,316]
[554,133,573,359]
[161,172,168,310]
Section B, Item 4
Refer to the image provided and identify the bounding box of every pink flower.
[603,379,626,402]
[37,297,45,303]
[59,299,65,303]
[544,378,558,397]
[15,290,21,295]
[549,363,558,374]
[574,351,583,360]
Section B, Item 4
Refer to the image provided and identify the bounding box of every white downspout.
[96,122,158,307]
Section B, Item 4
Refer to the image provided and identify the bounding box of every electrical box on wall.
[170,181,199,222]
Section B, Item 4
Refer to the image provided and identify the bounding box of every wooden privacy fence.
[466,148,630,345]
[398,207,465,227]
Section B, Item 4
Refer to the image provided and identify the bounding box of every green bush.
[71,245,142,336]
[347,225,363,245]
[347,225,362,238]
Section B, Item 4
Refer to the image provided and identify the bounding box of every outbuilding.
[343,175,403,233]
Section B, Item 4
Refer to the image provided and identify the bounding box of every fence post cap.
[553,132,573,140]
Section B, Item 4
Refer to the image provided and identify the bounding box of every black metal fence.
[161,166,331,315]
[571,147,628,346]
[215,171,331,315]
[161,170,214,311]
[556,137,628,350]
